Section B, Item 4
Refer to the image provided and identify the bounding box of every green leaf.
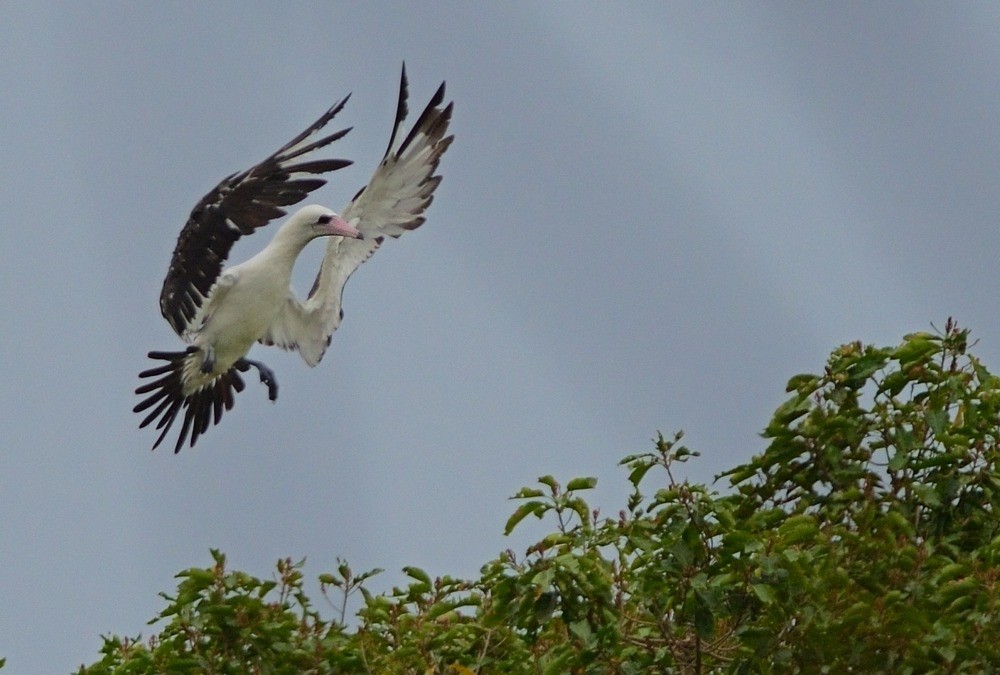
[849,350,889,382]
[893,426,917,452]
[537,475,559,489]
[715,506,735,530]
[532,567,555,592]
[885,510,914,535]
[772,394,811,424]
[785,373,820,393]
[511,486,545,499]
[935,562,968,584]
[926,407,949,436]
[912,482,941,506]
[627,462,655,488]
[402,566,431,585]
[504,501,545,535]
[973,360,994,384]
[888,451,908,471]
[566,497,591,525]
[894,337,938,366]
[566,476,597,492]
[938,577,977,604]
[778,514,818,545]
[751,583,776,604]
[720,464,757,485]
[669,540,694,567]
[536,532,572,550]
[902,331,938,342]
[568,619,593,644]
[880,370,910,396]
[356,567,383,583]
[722,530,753,550]
[183,568,216,589]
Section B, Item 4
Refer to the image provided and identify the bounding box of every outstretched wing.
[261,65,454,366]
[159,98,355,337]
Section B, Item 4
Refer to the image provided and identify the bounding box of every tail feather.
[134,349,247,453]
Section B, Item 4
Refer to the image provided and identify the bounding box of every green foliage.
[77,321,1000,673]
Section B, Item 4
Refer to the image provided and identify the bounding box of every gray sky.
[3,3,1000,670]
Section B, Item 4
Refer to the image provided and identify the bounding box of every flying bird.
[134,66,453,452]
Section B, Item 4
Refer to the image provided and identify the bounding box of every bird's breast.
[194,271,288,372]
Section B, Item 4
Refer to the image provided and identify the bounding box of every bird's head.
[297,204,362,240]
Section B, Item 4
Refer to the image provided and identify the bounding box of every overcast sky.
[4,3,1000,671]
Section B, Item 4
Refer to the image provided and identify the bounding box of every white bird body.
[135,66,453,452]
[179,206,356,393]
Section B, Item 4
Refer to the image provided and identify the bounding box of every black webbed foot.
[236,358,279,401]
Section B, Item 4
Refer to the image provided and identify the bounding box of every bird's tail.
[134,348,246,453]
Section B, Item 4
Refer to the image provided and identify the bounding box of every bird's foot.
[236,358,279,401]
[200,347,216,374]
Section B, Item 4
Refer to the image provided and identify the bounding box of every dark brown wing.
[159,97,354,336]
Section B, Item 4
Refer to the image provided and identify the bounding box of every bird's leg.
[235,358,279,401]
[200,346,216,374]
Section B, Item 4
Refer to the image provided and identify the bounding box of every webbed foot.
[235,358,279,401]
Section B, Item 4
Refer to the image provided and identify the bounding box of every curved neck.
[265,219,318,265]
[245,219,320,280]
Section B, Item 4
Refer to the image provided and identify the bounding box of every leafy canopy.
[73,321,1000,673]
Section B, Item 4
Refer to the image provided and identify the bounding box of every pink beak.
[324,214,362,239]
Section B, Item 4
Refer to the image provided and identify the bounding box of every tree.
[76,320,1000,673]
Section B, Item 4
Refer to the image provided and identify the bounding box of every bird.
[134,65,453,453]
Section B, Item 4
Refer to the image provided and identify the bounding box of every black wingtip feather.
[383,63,411,159]
[398,81,448,156]
[274,94,352,158]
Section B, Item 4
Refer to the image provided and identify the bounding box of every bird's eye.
[317,214,332,225]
